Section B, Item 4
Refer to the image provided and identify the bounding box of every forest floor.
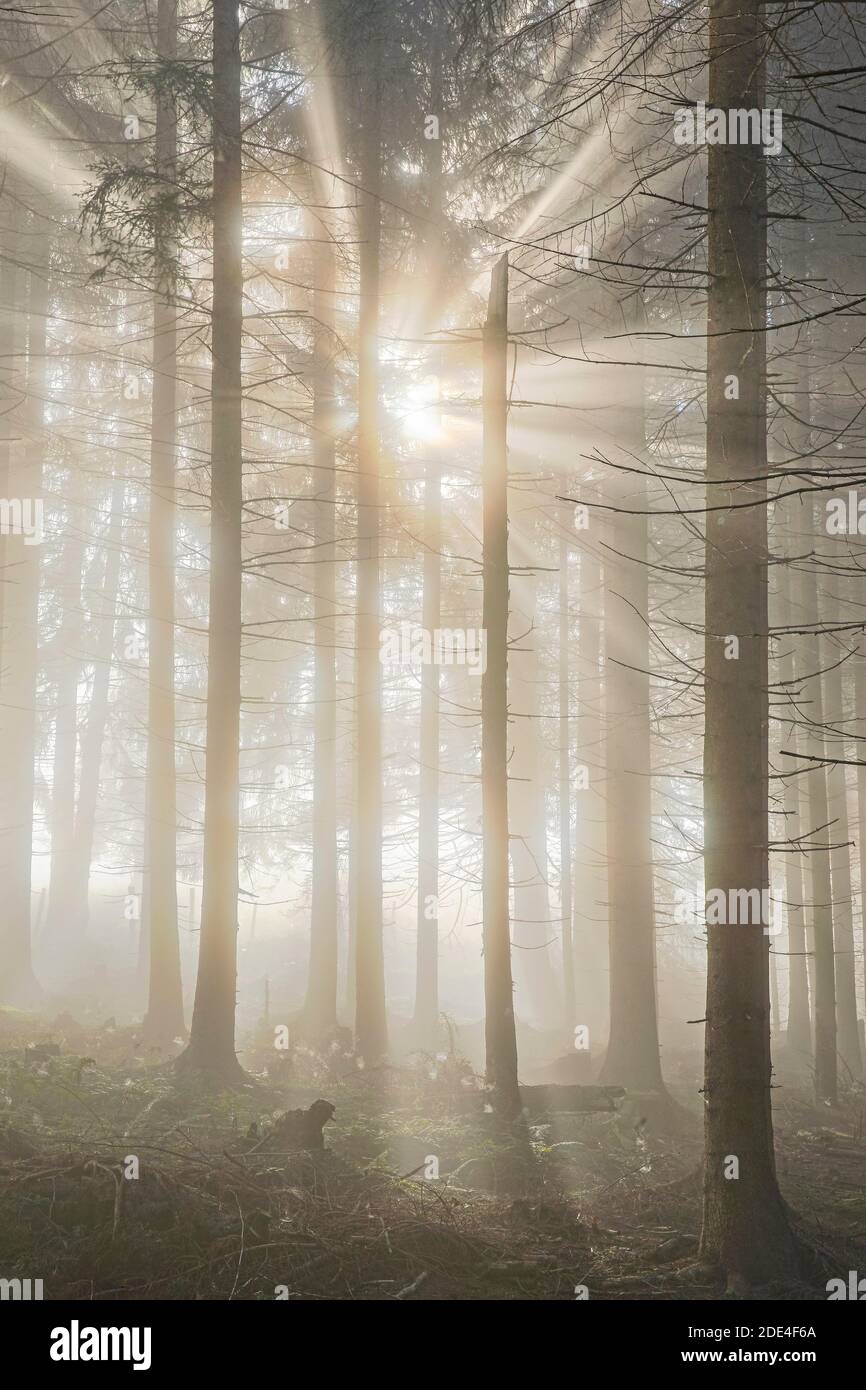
[0,1007,863,1300]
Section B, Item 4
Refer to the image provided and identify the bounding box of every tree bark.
[352,62,387,1063]
[822,633,861,1078]
[510,571,559,1024]
[69,479,123,940]
[559,533,574,1035]
[699,0,798,1284]
[303,191,339,1038]
[0,215,44,1003]
[572,542,608,1057]
[144,0,184,1042]
[177,0,244,1078]
[44,533,84,959]
[482,253,520,1119]
[855,651,866,1027]
[599,357,664,1093]
[776,561,810,1059]
[0,196,21,690]
[798,547,837,1103]
[412,61,444,1053]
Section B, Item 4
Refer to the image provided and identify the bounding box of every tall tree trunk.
[482,253,520,1118]
[822,636,861,1078]
[777,561,810,1059]
[699,0,798,1283]
[770,949,781,1035]
[0,195,21,683]
[177,0,244,1077]
[44,534,84,959]
[412,70,444,1052]
[0,217,44,1003]
[599,362,664,1093]
[559,533,574,1036]
[344,774,358,1020]
[572,542,608,1057]
[144,0,184,1042]
[303,193,339,1038]
[69,479,123,939]
[510,571,558,1024]
[855,651,866,1025]
[798,547,837,1103]
[353,64,387,1063]
[412,416,442,1050]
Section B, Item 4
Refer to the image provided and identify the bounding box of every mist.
[0,0,864,1336]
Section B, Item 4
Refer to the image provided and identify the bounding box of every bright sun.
[396,376,443,443]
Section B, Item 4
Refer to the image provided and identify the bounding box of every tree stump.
[250,1099,335,1153]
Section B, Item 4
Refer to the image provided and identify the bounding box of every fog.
[0,0,864,1322]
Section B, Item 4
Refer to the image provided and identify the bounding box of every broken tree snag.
[518,1084,625,1117]
[251,1099,335,1153]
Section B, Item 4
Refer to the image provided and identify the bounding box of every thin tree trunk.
[599,358,664,1093]
[822,634,861,1078]
[412,70,444,1052]
[44,535,84,957]
[177,0,244,1077]
[777,561,810,1058]
[0,196,21,683]
[344,777,358,1020]
[770,949,781,1035]
[799,547,837,1103]
[559,533,574,1036]
[412,420,442,1050]
[303,193,339,1037]
[855,651,866,1026]
[510,572,558,1025]
[572,542,607,1057]
[699,0,797,1284]
[353,65,387,1063]
[144,0,184,1042]
[69,479,123,939]
[0,222,45,1003]
[481,253,520,1119]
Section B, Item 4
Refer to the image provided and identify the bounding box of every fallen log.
[518,1084,625,1116]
